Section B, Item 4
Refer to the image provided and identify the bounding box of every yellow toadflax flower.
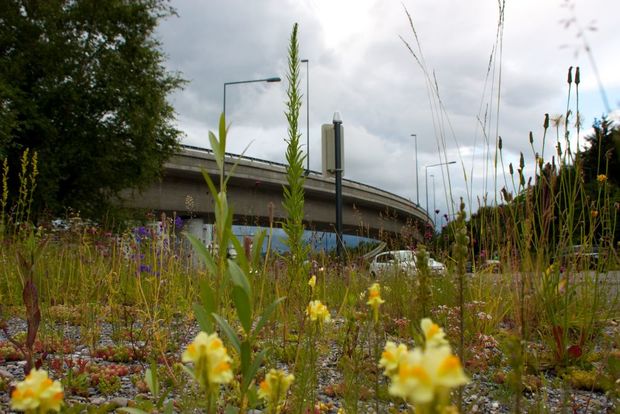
[388,345,469,404]
[308,275,316,291]
[258,369,294,411]
[182,331,233,389]
[379,341,408,376]
[306,300,330,324]
[597,174,607,183]
[421,318,449,348]
[11,368,64,412]
[366,283,385,322]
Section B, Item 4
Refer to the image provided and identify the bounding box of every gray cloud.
[156,0,620,217]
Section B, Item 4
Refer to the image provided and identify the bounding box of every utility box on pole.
[321,123,344,177]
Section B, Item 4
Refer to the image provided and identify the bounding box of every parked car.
[369,250,415,278]
[369,250,446,278]
[478,259,501,274]
[428,257,447,274]
[553,245,600,270]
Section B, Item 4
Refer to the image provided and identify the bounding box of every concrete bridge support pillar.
[186,218,212,246]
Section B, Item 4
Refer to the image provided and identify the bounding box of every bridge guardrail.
[179,144,427,217]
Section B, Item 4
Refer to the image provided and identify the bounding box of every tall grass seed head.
[306,300,330,324]
[11,368,64,412]
[182,331,233,388]
[258,369,294,405]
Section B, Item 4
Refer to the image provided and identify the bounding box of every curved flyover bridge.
[121,145,431,240]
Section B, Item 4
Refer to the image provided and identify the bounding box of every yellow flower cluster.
[258,369,294,410]
[182,331,233,389]
[308,275,316,291]
[597,174,608,183]
[379,319,468,407]
[366,282,385,322]
[306,300,330,324]
[10,368,64,412]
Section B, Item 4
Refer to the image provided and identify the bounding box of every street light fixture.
[301,59,310,174]
[425,161,456,220]
[223,76,281,118]
[412,134,418,205]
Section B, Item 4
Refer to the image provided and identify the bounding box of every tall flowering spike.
[258,369,294,410]
[421,318,449,349]
[182,332,233,389]
[575,66,580,85]
[306,300,330,325]
[11,368,64,412]
[366,282,385,322]
[379,341,409,376]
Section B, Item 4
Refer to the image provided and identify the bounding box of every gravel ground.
[1,316,618,413]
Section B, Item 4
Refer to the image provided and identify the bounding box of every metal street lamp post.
[301,59,310,174]
[430,174,436,224]
[425,161,456,220]
[412,134,418,205]
[333,112,344,261]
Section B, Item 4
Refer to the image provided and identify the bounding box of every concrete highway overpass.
[121,145,431,240]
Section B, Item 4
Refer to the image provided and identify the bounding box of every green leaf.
[212,313,241,355]
[145,361,159,398]
[253,297,285,337]
[209,130,223,172]
[163,400,174,414]
[227,259,252,299]
[193,303,213,333]
[230,234,249,274]
[201,168,220,202]
[232,286,252,334]
[200,281,217,316]
[119,409,150,414]
[224,141,252,186]
[241,349,267,392]
[224,406,240,414]
[184,233,217,276]
[240,340,251,376]
[219,113,228,156]
[251,230,266,270]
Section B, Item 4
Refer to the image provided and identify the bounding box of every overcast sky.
[156,0,620,222]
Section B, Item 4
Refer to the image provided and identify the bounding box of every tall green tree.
[580,117,620,185]
[0,0,183,217]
